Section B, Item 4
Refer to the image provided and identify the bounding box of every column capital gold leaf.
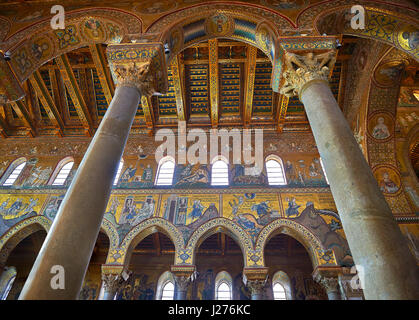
[280,51,336,98]
[107,42,168,96]
[113,61,156,96]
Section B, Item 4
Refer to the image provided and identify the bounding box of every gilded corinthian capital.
[107,42,168,96]
[113,62,155,96]
[279,51,336,98]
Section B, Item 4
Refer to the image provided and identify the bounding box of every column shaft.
[327,290,341,301]
[300,81,419,299]
[19,86,141,299]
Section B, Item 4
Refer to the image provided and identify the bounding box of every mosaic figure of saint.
[285,160,296,182]
[285,197,300,217]
[402,31,419,50]
[372,117,390,139]
[379,171,399,194]
[190,200,204,220]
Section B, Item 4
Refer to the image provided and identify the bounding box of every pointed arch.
[211,156,229,186]
[265,155,287,186]
[272,270,292,300]
[155,156,175,186]
[0,216,51,267]
[314,5,419,61]
[255,219,328,269]
[3,8,143,83]
[215,271,233,300]
[186,218,253,267]
[114,218,184,267]
[100,218,119,263]
[48,156,74,186]
[156,271,175,300]
[0,157,27,186]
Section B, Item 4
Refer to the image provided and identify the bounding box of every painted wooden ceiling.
[0,37,354,138]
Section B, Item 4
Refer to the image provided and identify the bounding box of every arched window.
[155,157,175,186]
[156,271,176,300]
[2,159,27,186]
[273,283,286,300]
[52,161,74,186]
[217,282,231,300]
[265,156,286,185]
[113,160,124,186]
[161,282,175,300]
[272,271,292,300]
[215,271,233,300]
[211,158,229,186]
[319,157,329,184]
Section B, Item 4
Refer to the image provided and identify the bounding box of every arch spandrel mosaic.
[0,189,352,269]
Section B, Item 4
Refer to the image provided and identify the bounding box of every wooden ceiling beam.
[170,55,187,122]
[141,95,154,132]
[208,39,219,128]
[29,71,64,135]
[277,95,289,133]
[183,57,270,65]
[0,108,8,138]
[89,44,114,106]
[153,233,161,256]
[55,54,93,136]
[10,100,36,136]
[221,233,226,256]
[243,45,257,127]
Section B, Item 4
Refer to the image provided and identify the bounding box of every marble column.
[171,265,196,300]
[19,59,158,299]
[280,51,419,300]
[243,267,268,300]
[317,277,341,300]
[246,280,266,300]
[174,275,191,300]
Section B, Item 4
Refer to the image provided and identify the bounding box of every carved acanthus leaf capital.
[280,51,336,98]
[246,280,266,295]
[316,276,340,293]
[101,273,125,293]
[113,61,156,96]
[174,275,192,291]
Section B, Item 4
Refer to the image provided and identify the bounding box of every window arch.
[113,159,124,186]
[1,158,27,186]
[272,271,292,300]
[211,157,229,186]
[215,271,233,300]
[319,157,329,184]
[156,271,176,300]
[155,156,175,186]
[265,156,286,186]
[49,157,74,186]
[161,281,175,300]
[273,283,286,300]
